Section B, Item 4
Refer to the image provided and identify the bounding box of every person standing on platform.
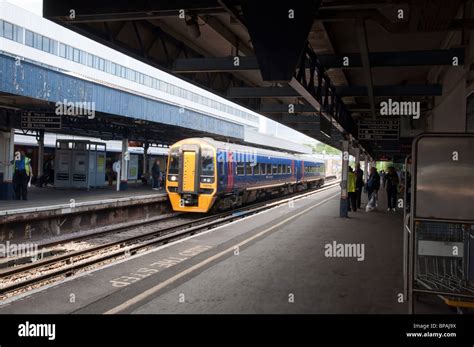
[347,166,357,212]
[355,163,364,209]
[385,166,399,212]
[367,167,381,207]
[151,159,161,191]
[1,151,32,200]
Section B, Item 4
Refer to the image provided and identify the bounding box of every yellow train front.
[166,138,218,212]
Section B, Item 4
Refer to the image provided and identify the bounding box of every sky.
[7,0,320,146]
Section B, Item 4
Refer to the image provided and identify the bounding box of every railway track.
[0,180,340,299]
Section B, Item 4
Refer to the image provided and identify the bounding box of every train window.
[25,30,33,47]
[272,165,278,175]
[168,148,179,175]
[218,160,225,175]
[253,163,260,175]
[259,163,265,175]
[266,163,272,174]
[278,165,283,174]
[245,162,253,175]
[236,163,245,176]
[201,149,214,176]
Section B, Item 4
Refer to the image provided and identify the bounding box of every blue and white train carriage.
[166,138,325,212]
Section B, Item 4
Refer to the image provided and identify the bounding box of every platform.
[1,185,429,314]
[0,184,166,215]
[0,184,169,243]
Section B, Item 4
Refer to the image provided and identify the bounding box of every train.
[166,138,326,213]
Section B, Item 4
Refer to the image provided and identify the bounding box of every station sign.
[358,118,399,141]
[21,111,62,130]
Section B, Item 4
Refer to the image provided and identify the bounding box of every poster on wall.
[128,154,139,180]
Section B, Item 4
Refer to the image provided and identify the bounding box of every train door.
[217,150,227,192]
[178,144,200,195]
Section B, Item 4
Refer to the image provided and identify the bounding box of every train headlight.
[170,175,177,181]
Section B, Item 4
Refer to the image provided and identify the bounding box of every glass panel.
[236,163,244,176]
[51,40,58,55]
[168,148,179,175]
[0,20,3,37]
[4,22,13,40]
[245,162,253,175]
[34,33,41,49]
[66,45,73,60]
[266,164,272,174]
[87,53,93,67]
[73,48,79,62]
[201,148,214,176]
[25,30,33,47]
[14,26,23,43]
[42,37,50,52]
[59,43,66,58]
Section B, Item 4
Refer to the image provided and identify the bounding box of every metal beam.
[258,103,316,113]
[173,49,465,72]
[356,20,376,119]
[228,85,442,98]
[281,114,320,123]
[228,87,301,98]
[202,16,253,56]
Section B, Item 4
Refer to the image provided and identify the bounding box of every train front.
[165,139,218,213]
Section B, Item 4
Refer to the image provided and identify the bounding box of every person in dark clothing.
[151,159,161,190]
[367,167,381,207]
[355,164,364,209]
[385,166,399,211]
[2,151,32,200]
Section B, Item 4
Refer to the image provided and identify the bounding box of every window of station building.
[236,162,245,176]
[33,33,42,50]
[51,40,58,55]
[25,29,33,47]
[245,162,253,175]
[92,55,99,69]
[14,25,23,43]
[82,52,89,66]
[59,43,66,58]
[66,45,73,60]
[109,62,116,75]
[253,163,260,175]
[73,48,80,63]
[3,21,13,40]
[99,58,105,71]
[86,53,93,67]
[0,20,3,37]
[41,36,50,53]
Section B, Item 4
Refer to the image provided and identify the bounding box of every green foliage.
[305,142,341,155]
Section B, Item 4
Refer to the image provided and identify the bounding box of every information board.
[21,111,62,130]
[358,118,399,141]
